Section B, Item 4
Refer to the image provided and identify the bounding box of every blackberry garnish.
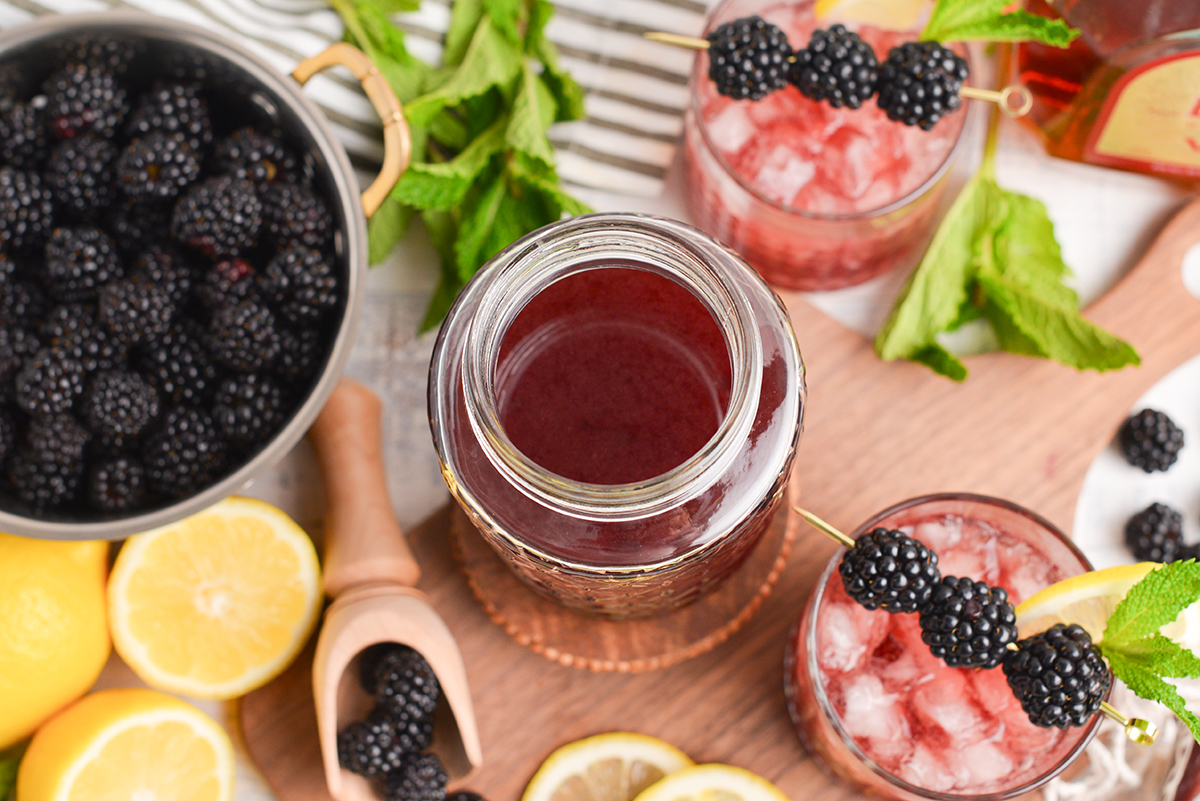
[138,326,219,405]
[213,128,297,186]
[0,167,54,251]
[790,25,878,109]
[1118,409,1184,473]
[133,244,194,305]
[141,406,228,497]
[0,100,48,169]
[82,370,160,444]
[7,414,88,509]
[918,576,1018,669]
[39,303,128,373]
[44,135,117,219]
[88,456,146,513]
[126,83,213,154]
[197,258,257,310]
[373,646,441,722]
[115,132,201,201]
[43,63,130,140]
[261,182,333,251]
[876,41,969,130]
[706,15,793,101]
[207,300,281,373]
[213,374,287,445]
[1003,623,1111,729]
[1125,502,1186,563]
[98,274,175,345]
[44,226,123,301]
[15,348,85,418]
[172,176,264,259]
[384,753,447,801]
[107,198,171,255]
[259,247,339,324]
[838,527,940,612]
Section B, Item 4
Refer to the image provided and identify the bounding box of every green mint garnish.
[1100,560,1200,742]
[922,0,1080,47]
[328,0,591,329]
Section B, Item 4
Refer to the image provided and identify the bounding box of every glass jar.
[683,0,972,291]
[787,494,1100,800]
[428,213,804,618]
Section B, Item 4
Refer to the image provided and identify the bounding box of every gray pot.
[0,13,407,540]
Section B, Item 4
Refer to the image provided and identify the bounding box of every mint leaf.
[989,192,1075,304]
[1106,648,1200,742]
[527,0,586,121]
[443,0,484,68]
[483,0,525,45]
[404,16,523,127]
[507,64,558,168]
[454,167,508,282]
[368,195,410,263]
[390,118,507,210]
[1105,562,1200,645]
[922,0,1079,47]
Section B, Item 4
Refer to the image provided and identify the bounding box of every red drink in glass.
[788,495,1100,800]
[684,0,970,291]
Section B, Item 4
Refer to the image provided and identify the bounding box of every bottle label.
[1085,52,1200,178]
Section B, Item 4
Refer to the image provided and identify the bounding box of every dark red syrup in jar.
[495,267,732,486]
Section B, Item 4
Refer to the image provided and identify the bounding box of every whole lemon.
[0,532,110,748]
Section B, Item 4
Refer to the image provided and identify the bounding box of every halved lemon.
[16,687,234,801]
[633,764,789,801]
[522,733,694,801]
[1014,562,1160,641]
[108,497,322,699]
[813,0,931,31]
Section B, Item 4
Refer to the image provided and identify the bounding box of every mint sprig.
[922,0,1079,48]
[329,0,591,329]
[1100,561,1200,742]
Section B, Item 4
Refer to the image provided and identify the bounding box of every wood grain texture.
[242,198,1200,801]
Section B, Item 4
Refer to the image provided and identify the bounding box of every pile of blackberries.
[0,44,343,518]
[339,644,487,801]
[705,15,969,130]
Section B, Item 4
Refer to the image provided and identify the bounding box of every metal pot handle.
[292,43,411,218]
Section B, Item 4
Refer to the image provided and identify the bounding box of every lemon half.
[522,733,694,801]
[633,764,790,801]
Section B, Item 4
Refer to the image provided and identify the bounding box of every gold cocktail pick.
[793,505,1158,745]
[644,32,1034,117]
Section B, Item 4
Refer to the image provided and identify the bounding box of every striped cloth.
[0,0,713,196]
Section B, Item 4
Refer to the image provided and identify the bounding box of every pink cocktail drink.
[789,495,1100,800]
[684,0,969,291]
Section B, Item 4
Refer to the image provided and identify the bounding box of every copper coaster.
[450,482,799,673]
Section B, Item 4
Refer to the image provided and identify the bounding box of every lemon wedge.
[633,764,789,801]
[1013,562,1160,641]
[522,733,693,801]
[813,0,931,31]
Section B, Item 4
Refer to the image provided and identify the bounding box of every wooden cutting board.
[240,198,1200,801]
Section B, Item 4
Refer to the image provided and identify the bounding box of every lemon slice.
[633,764,789,801]
[108,497,322,699]
[17,687,234,801]
[522,733,694,801]
[813,0,931,31]
[1014,562,1160,640]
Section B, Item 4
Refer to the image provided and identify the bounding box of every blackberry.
[197,258,257,310]
[15,348,85,417]
[1118,409,1184,473]
[142,406,228,497]
[43,63,130,140]
[39,303,128,372]
[213,128,298,186]
[359,643,406,692]
[107,198,171,255]
[259,247,339,324]
[98,274,175,345]
[373,646,441,722]
[115,132,201,201]
[88,456,146,513]
[44,135,117,219]
[373,708,434,755]
[0,100,48,169]
[838,527,939,612]
[7,414,88,509]
[261,182,333,251]
[213,374,287,444]
[0,167,54,251]
[207,300,281,373]
[83,370,160,443]
[0,406,14,466]
[172,176,264,258]
[0,326,41,400]
[447,793,486,801]
[126,83,213,154]
[876,41,969,130]
[138,327,219,405]
[706,15,793,101]
[59,38,141,77]
[1003,623,1111,729]
[1125,502,1185,563]
[336,709,434,779]
[0,279,47,327]
[133,245,194,304]
[44,226,123,301]
[918,576,1018,669]
[384,753,447,801]
[275,327,323,381]
[790,25,878,109]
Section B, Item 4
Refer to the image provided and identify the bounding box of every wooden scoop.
[308,379,482,801]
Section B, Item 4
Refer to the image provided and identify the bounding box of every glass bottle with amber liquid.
[1017,0,1200,181]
